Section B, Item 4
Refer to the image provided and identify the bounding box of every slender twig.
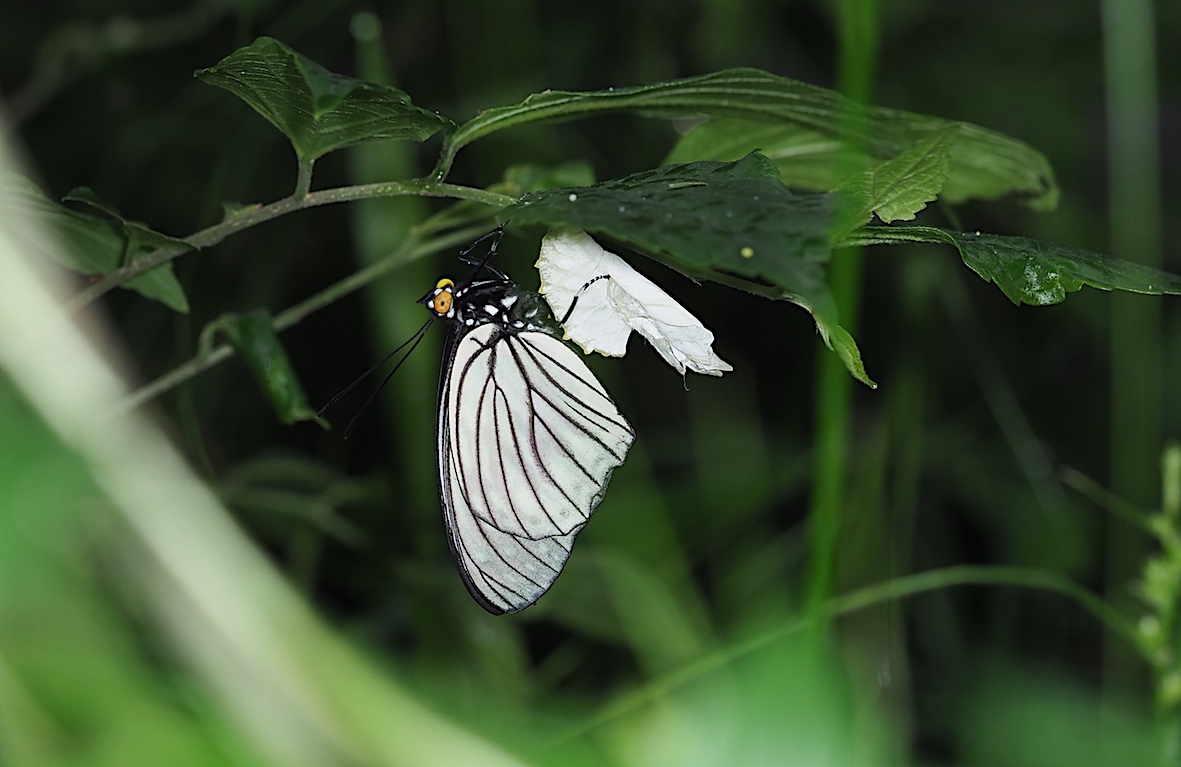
[112,224,490,415]
[68,180,515,312]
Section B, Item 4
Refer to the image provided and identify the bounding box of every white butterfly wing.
[439,324,634,613]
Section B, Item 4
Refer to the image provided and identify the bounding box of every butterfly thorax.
[425,278,562,339]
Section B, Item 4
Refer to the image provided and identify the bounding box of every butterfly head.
[423,278,456,318]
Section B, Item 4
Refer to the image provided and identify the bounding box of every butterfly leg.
[458,227,511,281]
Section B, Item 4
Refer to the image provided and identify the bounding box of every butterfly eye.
[432,280,455,315]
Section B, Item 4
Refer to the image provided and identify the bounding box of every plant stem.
[67,180,515,312]
[561,565,1138,743]
[1101,0,1163,699]
[804,0,877,618]
[110,225,490,415]
[294,157,314,199]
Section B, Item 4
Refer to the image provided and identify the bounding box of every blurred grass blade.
[196,37,454,163]
[849,225,1181,305]
[0,132,532,767]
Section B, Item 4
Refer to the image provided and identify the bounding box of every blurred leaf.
[852,225,1181,305]
[499,161,597,195]
[440,68,1057,210]
[196,37,453,163]
[505,153,838,325]
[0,176,189,312]
[832,128,955,238]
[204,311,321,425]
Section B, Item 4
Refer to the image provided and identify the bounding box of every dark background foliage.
[2,1,1179,764]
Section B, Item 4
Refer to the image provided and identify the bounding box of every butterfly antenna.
[341,323,433,440]
[558,274,611,325]
[317,318,433,419]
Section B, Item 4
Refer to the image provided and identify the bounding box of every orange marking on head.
[431,278,455,315]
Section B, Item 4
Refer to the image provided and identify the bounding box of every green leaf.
[785,293,876,388]
[666,112,1055,210]
[437,68,1057,211]
[831,128,955,239]
[817,317,877,389]
[196,37,453,162]
[851,225,1181,305]
[124,268,189,314]
[204,310,321,425]
[499,161,597,195]
[1,176,190,312]
[504,154,838,324]
[667,120,867,193]
[62,187,192,312]
[847,129,954,224]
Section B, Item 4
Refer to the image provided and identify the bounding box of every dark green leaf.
[504,154,838,323]
[206,311,321,425]
[1,176,190,312]
[63,187,191,252]
[439,68,1057,211]
[196,37,453,162]
[851,225,1181,305]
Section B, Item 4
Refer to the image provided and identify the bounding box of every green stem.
[804,0,877,617]
[109,224,490,415]
[1100,0,1163,706]
[294,157,314,199]
[1059,466,1156,536]
[559,565,1138,743]
[67,181,515,311]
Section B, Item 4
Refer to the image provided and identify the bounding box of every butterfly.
[420,231,635,613]
[326,230,634,614]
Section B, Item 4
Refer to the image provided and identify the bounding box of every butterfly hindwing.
[439,323,634,613]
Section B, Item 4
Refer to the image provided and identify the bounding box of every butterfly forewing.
[440,323,634,613]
